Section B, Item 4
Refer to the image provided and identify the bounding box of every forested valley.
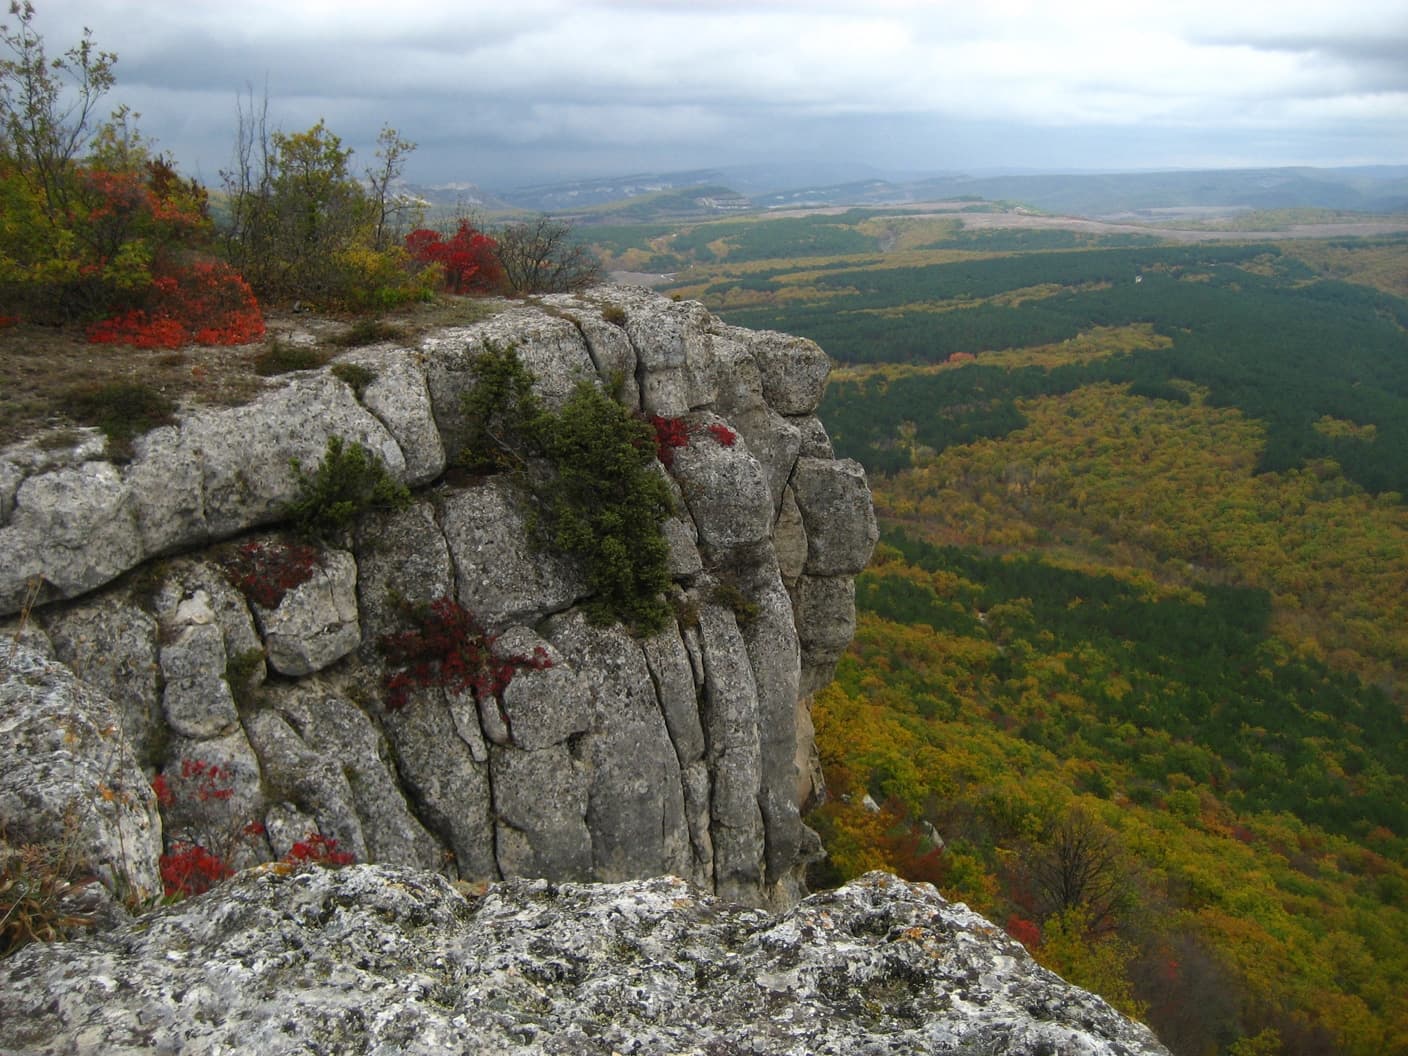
[593,212,1408,1056]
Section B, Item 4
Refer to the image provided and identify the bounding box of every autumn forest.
[591,215,1408,1056]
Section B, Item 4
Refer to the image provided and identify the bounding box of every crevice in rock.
[353,401,413,482]
[562,313,605,381]
[642,632,686,773]
[428,492,461,602]
[565,731,589,762]
[621,326,651,412]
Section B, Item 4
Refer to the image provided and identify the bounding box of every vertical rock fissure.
[562,314,605,380]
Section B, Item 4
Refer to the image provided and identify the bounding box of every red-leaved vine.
[647,416,739,468]
[152,759,256,898]
[378,595,552,711]
[159,841,235,898]
[219,538,320,609]
[284,834,355,867]
[707,422,738,447]
[649,414,690,468]
[152,759,354,898]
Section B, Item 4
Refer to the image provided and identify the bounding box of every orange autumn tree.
[0,2,263,345]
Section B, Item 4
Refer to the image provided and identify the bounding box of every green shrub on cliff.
[460,344,673,631]
[287,435,410,539]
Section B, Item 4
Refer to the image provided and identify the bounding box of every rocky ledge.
[0,866,1170,1056]
[1,287,876,909]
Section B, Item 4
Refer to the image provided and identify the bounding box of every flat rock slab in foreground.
[0,867,1168,1056]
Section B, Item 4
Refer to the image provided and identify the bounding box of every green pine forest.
[592,213,1408,1055]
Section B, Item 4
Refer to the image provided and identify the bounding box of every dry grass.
[0,296,505,452]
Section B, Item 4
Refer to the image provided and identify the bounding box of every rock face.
[0,866,1170,1056]
[0,642,162,903]
[0,287,876,909]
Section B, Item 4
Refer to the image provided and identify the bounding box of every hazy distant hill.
[422,165,1408,223]
[746,166,1408,217]
[492,170,736,213]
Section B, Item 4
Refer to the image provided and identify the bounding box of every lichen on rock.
[0,866,1171,1056]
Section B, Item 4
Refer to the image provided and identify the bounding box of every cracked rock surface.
[0,867,1170,1056]
[1,287,876,909]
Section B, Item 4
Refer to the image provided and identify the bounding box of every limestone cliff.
[0,287,876,909]
[0,288,1174,1055]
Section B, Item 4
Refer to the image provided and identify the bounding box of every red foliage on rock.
[378,596,552,711]
[219,539,320,609]
[649,414,690,468]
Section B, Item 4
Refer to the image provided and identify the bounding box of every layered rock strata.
[0,287,877,908]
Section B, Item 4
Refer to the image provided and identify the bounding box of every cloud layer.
[20,0,1408,186]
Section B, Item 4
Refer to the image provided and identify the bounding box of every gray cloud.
[13,0,1408,187]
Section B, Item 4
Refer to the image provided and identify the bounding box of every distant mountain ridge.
[411,164,1408,223]
[737,164,1408,217]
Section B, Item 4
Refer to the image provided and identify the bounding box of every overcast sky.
[16,0,1408,190]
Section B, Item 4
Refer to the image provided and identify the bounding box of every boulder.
[793,573,859,696]
[695,602,765,901]
[44,596,164,765]
[185,372,407,539]
[0,461,142,611]
[494,627,590,751]
[668,416,773,554]
[440,479,585,629]
[349,350,446,485]
[380,686,497,882]
[421,308,598,455]
[267,682,444,871]
[489,743,593,880]
[545,612,692,882]
[791,455,880,575]
[616,289,716,415]
[159,609,240,740]
[352,500,457,647]
[535,291,640,407]
[125,424,208,555]
[242,708,368,863]
[748,329,831,415]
